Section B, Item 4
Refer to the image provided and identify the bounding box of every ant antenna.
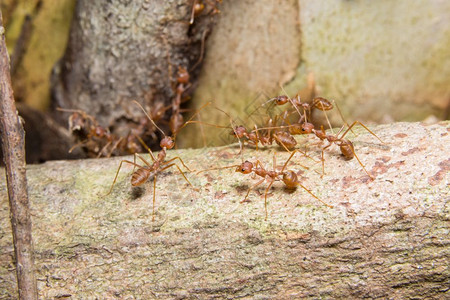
[279,84,303,119]
[246,91,275,118]
[174,101,212,134]
[212,105,245,160]
[133,100,167,137]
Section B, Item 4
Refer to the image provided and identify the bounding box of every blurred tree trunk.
[51,0,217,146]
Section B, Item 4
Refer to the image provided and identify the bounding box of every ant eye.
[241,168,245,172]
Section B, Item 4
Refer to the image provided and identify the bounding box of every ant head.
[301,122,314,134]
[274,95,289,105]
[160,136,175,149]
[236,161,253,174]
[68,112,84,131]
[231,126,247,138]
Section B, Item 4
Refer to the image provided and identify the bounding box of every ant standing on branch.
[198,150,333,220]
[106,101,208,221]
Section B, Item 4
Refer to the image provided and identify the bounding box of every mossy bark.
[0,122,449,298]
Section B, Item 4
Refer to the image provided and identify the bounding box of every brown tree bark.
[0,121,448,298]
[51,0,217,148]
[0,11,38,300]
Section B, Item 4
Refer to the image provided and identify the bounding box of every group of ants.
[59,66,384,221]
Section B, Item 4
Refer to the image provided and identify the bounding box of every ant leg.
[196,164,241,175]
[264,180,275,220]
[184,120,230,129]
[343,143,374,180]
[197,113,207,148]
[190,0,199,24]
[281,150,297,172]
[163,156,193,172]
[294,182,333,208]
[321,108,334,135]
[152,175,157,221]
[159,163,199,192]
[173,101,212,139]
[135,153,154,167]
[294,147,320,164]
[340,121,384,144]
[241,178,265,203]
[135,135,156,162]
[68,139,88,153]
[279,84,303,118]
[103,137,122,158]
[106,159,143,195]
[280,149,315,173]
[190,29,208,71]
[272,134,293,153]
[320,143,333,178]
[332,100,356,136]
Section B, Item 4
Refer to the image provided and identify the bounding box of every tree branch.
[0,121,448,298]
[0,12,38,300]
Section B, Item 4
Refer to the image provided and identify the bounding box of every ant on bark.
[106,100,205,221]
[185,104,301,155]
[58,107,156,158]
[198,150,332,220]
[189,0,221,25]
[298,121,384,179]
[57,108,119,157]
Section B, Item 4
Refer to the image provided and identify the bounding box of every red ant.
[198,150,332,220]
[169,66,192,135]
[299,121,384,179]
[267,93,346,137]
[185,105,301,155]
[57,108,119,157]
[189,0,221,25]
[106,100,207,221]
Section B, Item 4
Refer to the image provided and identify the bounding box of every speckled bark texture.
[0,122,449,298]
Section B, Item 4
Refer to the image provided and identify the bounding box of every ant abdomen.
[312,97,333,111]
[339,140,355,160]
[282,170,298,189]
[131,167,151,186]
[273,131,297,149]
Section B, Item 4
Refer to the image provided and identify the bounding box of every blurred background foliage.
[3,0,75,110]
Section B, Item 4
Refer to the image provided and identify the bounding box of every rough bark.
[51,0,217,146]
[0,122,449,299]
[0,12,38,300]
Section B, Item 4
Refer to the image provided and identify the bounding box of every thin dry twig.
[0,12,38,300]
